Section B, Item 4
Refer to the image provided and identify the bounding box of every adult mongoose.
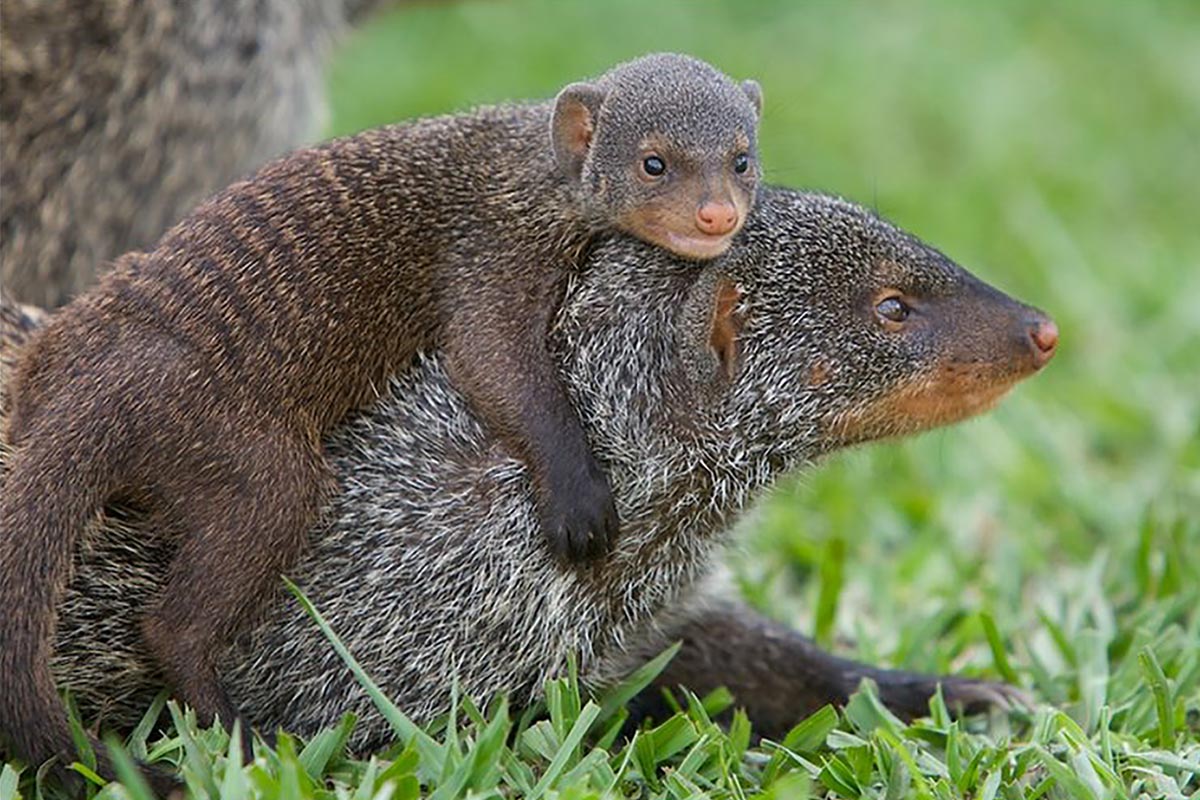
[0,0,398,308]
[0,52,763,773]
[0,188,1058,770]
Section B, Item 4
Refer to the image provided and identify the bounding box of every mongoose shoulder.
[0,0,395,308]
[1,187,1057,764]
[0,52,762,780]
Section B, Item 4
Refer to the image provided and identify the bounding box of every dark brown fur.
[626,602,1027,740]
[0,53,761,778]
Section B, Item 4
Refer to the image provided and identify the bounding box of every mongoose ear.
[709,279,746,380]
[551,82,608,178]
[740,79,763,119]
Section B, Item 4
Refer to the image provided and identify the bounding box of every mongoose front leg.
[629,601,1028,738]
[444,274,618,563]
[139,419,333,751]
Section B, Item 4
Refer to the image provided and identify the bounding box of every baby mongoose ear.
[740,79,763,119]
[551,82,608,179]
[709,278,746,380]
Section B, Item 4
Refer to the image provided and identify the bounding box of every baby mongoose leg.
[139,416,332,741]
[445,270,618,562]
[630,602,1028,737]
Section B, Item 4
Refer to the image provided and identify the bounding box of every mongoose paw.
[537,457,619,563]
[871,670,1033,720]
[937,676,1035,715]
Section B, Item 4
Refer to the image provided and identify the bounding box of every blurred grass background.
[328,0,1199,675]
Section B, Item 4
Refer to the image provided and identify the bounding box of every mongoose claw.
[938,677,1035,714]
[536,456,619,564]
[869,669,1033,721]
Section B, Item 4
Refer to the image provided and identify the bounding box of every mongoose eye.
[642,156,667,177]
[875,296,911,324]
[733,153,750,174]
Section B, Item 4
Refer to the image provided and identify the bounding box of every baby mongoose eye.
[733,153,750,174]
[642,155,667,177]
[875,296,911,324]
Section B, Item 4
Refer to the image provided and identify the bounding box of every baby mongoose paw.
[536,456,619,563]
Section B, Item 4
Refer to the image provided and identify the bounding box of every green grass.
[6,1,1198,797]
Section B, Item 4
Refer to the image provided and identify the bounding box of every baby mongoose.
[0,53,762,766]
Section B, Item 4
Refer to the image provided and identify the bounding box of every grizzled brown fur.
[0,53,762,777]
[1,189,1055,774]
[0,0,400,308]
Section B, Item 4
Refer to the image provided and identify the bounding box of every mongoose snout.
[695,200,740,236]
[1027,316,1059,366]
[620,181,752,261]
[827,283,1058,443]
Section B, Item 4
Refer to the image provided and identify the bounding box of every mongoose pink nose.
[1028,318,1058,366]
[696,202,739,236]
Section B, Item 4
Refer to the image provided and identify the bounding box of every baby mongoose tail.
[1,298,184,793]
[0,371,149,789]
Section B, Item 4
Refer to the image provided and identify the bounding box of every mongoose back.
[0,53,762,775]
[1,188,1057,770]
[0,0,398,308]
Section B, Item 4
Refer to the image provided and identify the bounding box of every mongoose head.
[567,189,1057,480]
[551,53,762,261]
[675,190,1058,459]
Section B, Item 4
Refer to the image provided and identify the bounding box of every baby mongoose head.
[669,190,1058,458]
[552,53,762,261]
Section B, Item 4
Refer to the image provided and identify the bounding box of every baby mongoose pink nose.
[1028,318,1059,366]
[696,201,739,236]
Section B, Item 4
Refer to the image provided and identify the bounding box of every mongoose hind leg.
[629,602,1029,739]
[139,420,333,753]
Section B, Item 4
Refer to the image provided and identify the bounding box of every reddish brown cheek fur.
[618,197,745,259]
[827,361,1027,444]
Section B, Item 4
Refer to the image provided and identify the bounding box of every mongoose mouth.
[618,199,746,261]
[825,369,1020,446]
[826,327,1058,446]
[658,227,738,260]
[833,369,1024,442]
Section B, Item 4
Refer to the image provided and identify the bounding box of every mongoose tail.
[1,299,182,793]
[0,411,124,786]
